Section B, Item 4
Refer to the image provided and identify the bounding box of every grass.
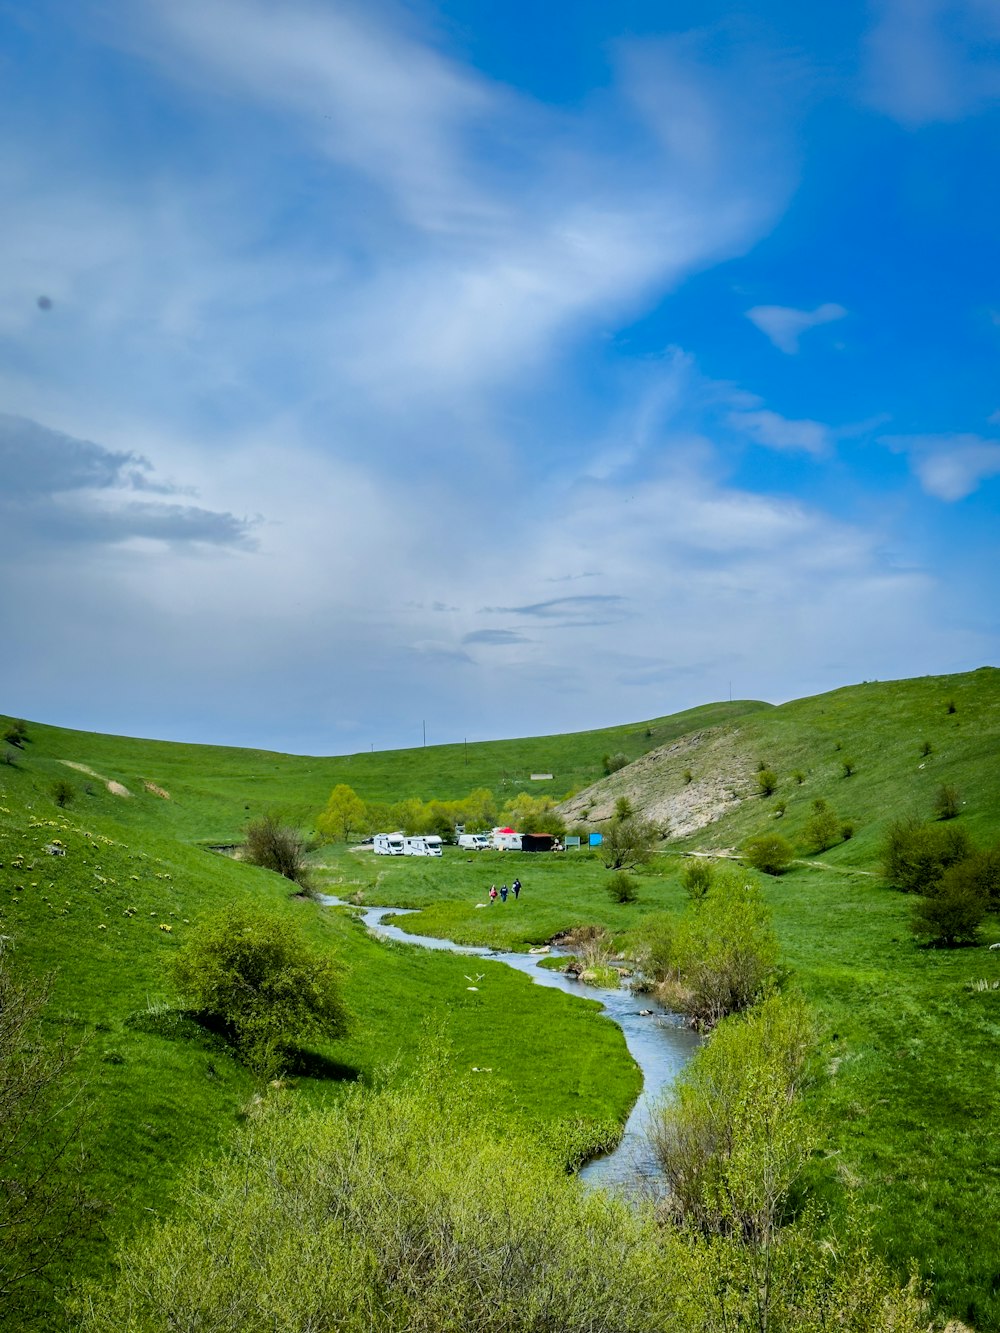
[1,666,1000,1327]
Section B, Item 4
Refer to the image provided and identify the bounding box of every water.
[321,896,699,1195]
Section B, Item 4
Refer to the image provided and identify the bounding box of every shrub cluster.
[882,818,1000,947]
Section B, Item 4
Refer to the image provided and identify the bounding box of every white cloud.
[883,432,1000,499]
[864,0,1000,126]
[728,408,832,455]
[745,302,847,354]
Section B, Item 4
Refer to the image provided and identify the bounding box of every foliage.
[920,739,933,757]
[599,811,659,870]
[74,1067,925,1333]
[606,871,638,904]
[743,832,795,876]
[757,768,778,797]
[171,908,349,1077]
[2,720,28,748]
[934,782,962,821]
[498,792,565,836]
[316,783,368,843]
[642,876,779,1028]
[841,757,856,777]
[910,867,988,947]
[681,858,713,901]
[602,751,630,775]
[243,813,310,887]
[881,817,973,893]
[802,798,841,853]
[50,778,74,808]
[0,946,91,1324]
[648,991,814,1240]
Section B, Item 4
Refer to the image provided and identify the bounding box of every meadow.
[1,666,999,1328]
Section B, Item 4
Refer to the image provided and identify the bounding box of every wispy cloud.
[745,302,847,354]
[728,408,833,455]
[864,0,1000,127]
[462,629,530,645]
[883,431,1000,500]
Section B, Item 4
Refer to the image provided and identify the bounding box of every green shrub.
[910,865,988,947]
[934,782,961,820]
[757,768,778,797]
[243,813,310,888]
[682,768,693,785]
[599,812,658,870]
[602,752,630,775]
[792,770,805,785]
[681,859,713,901]
[51,778,75,808]
[2,720,27,747]
[803,798,841,854]
[841,757,856,777]
[644,876,779,1028]
[606,871,638,904]
[920,739,933,757]
[172,908,349,1077]
[743,833,794,876]
[881,818,973,894]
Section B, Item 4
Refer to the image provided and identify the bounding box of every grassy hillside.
[1,668,999,1328]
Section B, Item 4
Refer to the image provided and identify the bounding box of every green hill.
[2,668,999,1328]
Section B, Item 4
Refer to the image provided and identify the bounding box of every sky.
[1,0,999,755]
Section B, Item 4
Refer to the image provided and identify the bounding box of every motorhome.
[491,827,523,851]
[457,833,491,851]
[373,832,406,856]
[403,835,443,857]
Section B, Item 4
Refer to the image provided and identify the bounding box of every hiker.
[512,878,521,900]
[489,884,498,904]
[500,884,509,903]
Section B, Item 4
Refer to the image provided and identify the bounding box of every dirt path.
[59,760,132,798]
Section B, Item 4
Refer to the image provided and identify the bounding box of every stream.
[321,896,699,1195]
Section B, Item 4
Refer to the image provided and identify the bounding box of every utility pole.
[422,720,426,748]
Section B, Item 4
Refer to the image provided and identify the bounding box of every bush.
[920,739,933,757]
[881,817,973,893]
[803,798,841,853]
[934,782,961,820]
[172,908,349,1077]
[2,720,27,748]
[910,866,988,947]
[682,768,693,785]
[681,859,713,901]
[757,768,778,797]
[643,876,779,1028]
[602,752,630,775]
[606,871,638,904]
[51,778,74,808]
[743,833,794,876]
[599,812,659,870]
[244,814,310,888]
[792,770,805,785]
[841,757,856,777]
[648,991,813,1241]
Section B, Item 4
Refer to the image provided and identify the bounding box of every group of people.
[488,878,521,904]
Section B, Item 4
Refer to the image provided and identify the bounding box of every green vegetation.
[1,667,1000,1327]
[242,812,311,886]
[743,831,795,875]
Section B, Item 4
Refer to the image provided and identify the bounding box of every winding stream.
[322,896,699,1194]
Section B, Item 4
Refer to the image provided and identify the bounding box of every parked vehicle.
[457,833,491,851]
[373,832,405,856]
[491,827,522,851]
[403,835,443,857]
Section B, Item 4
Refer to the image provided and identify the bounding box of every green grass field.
[2,666,999,1328]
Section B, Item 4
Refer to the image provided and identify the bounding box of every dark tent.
[520,833,555,853]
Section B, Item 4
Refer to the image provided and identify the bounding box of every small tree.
[934,783,961,821]
[881,818,972,894]
[681,859,713,901]
[172,908,349,1077]
[51,778,75,808]
[910,869,987,947]
[803,798,841,853]
[606,871,639,904]
[2,720,28,748]
[841,757,856,777]
[244,814,310,888]
[743,833,794,876]
[316,784,368,843]
[602,752,630,775]
[599,811,660,870]
[757,769,778,797]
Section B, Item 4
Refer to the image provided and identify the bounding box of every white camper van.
[491,828,523,851]
[457,833,491,851]
[373,832,406,856]
[403,835,443,857]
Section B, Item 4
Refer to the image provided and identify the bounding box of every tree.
[743,833,794,876]
[50,779,74,809]
[1,720,27,748]
[934,783,961,820]
[499,793,565,836]
[681,859,713,901]
[599,811,659,870]
[244,814,310,888]
[316,784,367,843]
[802,798,841,853]
[881,817,972,893]
[756,768,778,797]
[172,908,349,1078]
[602,752,630,775]
[910,867,988,947]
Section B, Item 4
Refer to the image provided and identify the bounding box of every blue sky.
[1,0,998,754]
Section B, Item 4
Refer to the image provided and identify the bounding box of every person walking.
[512,878,521,900]
[500,884,509,903]
[489,884,497,904]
